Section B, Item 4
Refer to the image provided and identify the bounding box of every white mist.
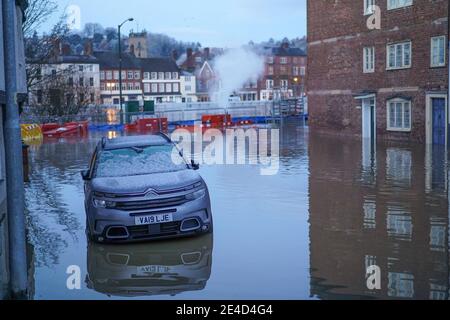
[211,48,265,109]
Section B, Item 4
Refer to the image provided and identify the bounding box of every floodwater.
[22,123,450,300]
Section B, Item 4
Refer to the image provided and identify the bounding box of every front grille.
[115,196,188,211]
[128,222,180,239]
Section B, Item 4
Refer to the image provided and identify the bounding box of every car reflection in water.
[86,234,213,298]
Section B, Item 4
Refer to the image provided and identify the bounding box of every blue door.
[432,98,446,145]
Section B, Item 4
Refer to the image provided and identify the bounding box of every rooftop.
[103,135,171,150]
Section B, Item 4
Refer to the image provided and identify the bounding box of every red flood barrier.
[125,118,168,134]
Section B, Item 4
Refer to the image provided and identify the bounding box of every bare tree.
[28,67,96,119]
[23,0,58,38]
[25,16,70,91]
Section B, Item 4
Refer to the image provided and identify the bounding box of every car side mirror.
[191,160,200,170]
[81,170,91,181]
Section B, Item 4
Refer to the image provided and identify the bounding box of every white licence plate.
[135,213,173,226]
[137,265,171,275]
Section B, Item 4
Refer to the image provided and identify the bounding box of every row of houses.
[307,0,449,144]
[28,40,307,109]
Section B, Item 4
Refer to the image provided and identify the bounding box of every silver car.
[81,134,213,243]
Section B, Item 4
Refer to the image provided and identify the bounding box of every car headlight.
[186,188,206,201]
[93,199,116,208]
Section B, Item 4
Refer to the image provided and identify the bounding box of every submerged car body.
[82,134,212,243]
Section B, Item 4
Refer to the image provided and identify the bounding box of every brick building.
[307,0,449,144]
[259,42,307,101]
[95,51,144,106]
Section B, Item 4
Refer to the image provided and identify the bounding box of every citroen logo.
[145,191,158,198]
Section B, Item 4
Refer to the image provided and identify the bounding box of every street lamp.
[293,77,299,98]
[118,17,134,124]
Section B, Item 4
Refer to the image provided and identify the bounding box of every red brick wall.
[307,0,448,141]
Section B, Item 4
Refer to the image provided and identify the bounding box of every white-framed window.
[134,82,141,90]
[172,72,179,79]
[127,71,134,79]
[173,83,179,92]
[431,36,446,67]
[267,56,274,64]
[387,99,412,131]
[144,83,151,93]
[363,46,375,73]
[166,83,172,92]
[165,72,172,80]
[280,57,288,64]
[121,71,127,79]
[127,82,133,90]
[106,71,112,80]
[159,83,165,93]
[387,41,411,70]
[151,83,158,93]
[280,79,288,89]
[100,71,105,80]
[151,72,157,79]
[113,71,119,80]
[300,67,306,76]
[134,71,140,79]
[266,79,274,89]
[293,66,299,76]
[364,0,375,15]
[143,72,150,80]
[158,72,164,80]
[268,66,274,75]
[387,0,413,10]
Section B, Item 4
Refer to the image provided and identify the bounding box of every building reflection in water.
[86,234,213,298]
[309,133,449,300]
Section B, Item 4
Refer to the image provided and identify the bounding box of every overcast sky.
[44,0,307,47]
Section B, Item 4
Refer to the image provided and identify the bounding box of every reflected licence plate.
[137,265,171,275]
[135,213,173,226]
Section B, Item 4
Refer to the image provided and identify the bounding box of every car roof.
[102,135,171,150]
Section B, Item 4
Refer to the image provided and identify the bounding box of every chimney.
[61,43,71,56]
[171,50,179,61]
[83,39,93,56]
[187,48,193,59]
[204,47,210,60]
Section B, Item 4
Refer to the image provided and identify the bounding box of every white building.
[180,71,197,103]
[141,58,183,103]
[28,55,101,107]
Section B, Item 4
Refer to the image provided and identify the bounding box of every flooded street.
[24,123,450,300]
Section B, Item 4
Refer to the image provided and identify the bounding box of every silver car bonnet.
[91,169,202,195]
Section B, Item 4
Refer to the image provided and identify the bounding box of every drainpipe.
[2,0,28,298]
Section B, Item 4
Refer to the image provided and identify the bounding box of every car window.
[95,145,187,178]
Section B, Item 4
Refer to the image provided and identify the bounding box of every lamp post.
[118,17,134,124]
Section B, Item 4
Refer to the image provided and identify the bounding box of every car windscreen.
[95,144,187,178]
